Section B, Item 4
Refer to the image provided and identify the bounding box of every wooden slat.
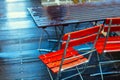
[51,57,88,73]
[46,54,84,68]
[105,17,120,25]
[28,3,120,28]
[95,36,120,54]
[96,43,120,54]
[61,33,98,49]
[62,25,102,40]
[40,50,79,64]
[96,36,120,43]
[104,25,120,32]
[39,47,74,60]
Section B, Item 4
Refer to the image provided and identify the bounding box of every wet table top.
[28,2,120,28]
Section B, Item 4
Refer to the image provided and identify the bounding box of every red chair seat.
[39,47,88,73]
[95,36,120,54]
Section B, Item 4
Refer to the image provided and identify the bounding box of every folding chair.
[39,25,102,80]
[92,17,120,80]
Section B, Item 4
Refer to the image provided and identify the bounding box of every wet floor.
[0,0,120,80]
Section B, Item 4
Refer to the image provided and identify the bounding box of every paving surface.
[0,0,120,80]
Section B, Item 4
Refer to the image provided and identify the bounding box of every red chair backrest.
[61,25,102,49]
[104,25,120,32]
[105,17,120,25]
[95,17,120,54]
[103,17,120,32]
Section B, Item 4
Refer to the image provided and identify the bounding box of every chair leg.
[97,52,104,80]
[99,63,104,80]
[102,53,119,70]
[61,65,87,80]
[47,67,54,80]
[56,74,61,80]
[76,66,84,80]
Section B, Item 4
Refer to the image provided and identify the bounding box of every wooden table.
[28,2,120,28]
[28,2,120,51]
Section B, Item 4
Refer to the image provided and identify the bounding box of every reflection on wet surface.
[29,2,120,28]
[0,0,120,80]
[46,5,67,20]
[0,0,49,80]
[6,12,27,18]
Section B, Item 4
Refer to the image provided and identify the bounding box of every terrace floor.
[0,0,120,80]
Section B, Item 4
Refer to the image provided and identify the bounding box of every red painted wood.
[96,36,120,43]
[39,47,88,73]
[51,57,88,73]
[95,36,120,54]
[105,17,120,25]
[62,25,102,40]
[104,25,120,32]
[46,54,84,68]
[39,48,78,64]
[39,45,89,73]
[40,50,79,64]
[39,47,74,60]
[61,33,98,49]
[96,43,120,54]
[96,17,120,54]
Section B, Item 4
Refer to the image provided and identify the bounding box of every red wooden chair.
[96,17,120,54]
[92,17,120,80]
[39,25,102,80]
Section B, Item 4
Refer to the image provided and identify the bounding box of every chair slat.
[61,33,98,49]
[39,48,78,64]
[51,57,88,73]
[62,25,101,40]
[96,43,120,54]
[95,36,120,54]
[39,47,74,59]
[39,47,88,73]
[104,25,120,32]
[46,54,84,68]
[105,17,120,25]
[96,36,120,43]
